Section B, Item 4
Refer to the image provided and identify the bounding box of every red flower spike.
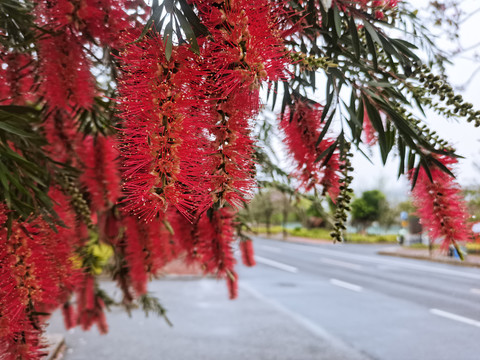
[123,216,148,295]
[410,155,471,250]
[78,135,121,211]
[0,52,35,105]
[35,0,132,47]
[43,110,80,164]
[279,100,342,200]
[117,32,211,220]
[76,274,108,333]
[196,208,237,277]
[362,105,378,146]
[240,239,256,267]
[226,270,239,300]
[38,29,94,110]
[62,302,77,330]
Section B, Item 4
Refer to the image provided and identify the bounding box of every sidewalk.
[378,245,480,268]
[47,279,369,360]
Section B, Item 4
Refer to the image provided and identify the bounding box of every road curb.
[378,250,480,268]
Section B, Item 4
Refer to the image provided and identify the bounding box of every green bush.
[251,226,397,243]
[466,243,480,254]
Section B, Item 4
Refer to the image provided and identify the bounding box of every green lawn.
[251,226,398,243]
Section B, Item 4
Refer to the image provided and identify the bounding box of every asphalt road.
[239,236,480,360]
[46,236,480,360]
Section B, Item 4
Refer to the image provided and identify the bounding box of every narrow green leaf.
[333,7,342,37]
[165,21,173,61]
[178,0,209,36]
[365,31,377,69]
[348,16,360,59]
[316,108,336,147]
[174,8,199,54]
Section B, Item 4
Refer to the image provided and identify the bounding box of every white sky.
[349,0,480,201]
[261,0,480,203]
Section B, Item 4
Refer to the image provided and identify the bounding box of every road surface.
[47,236,480,359]
[239,236,480,360]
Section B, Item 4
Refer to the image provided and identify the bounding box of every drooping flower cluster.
[0,201,83,359]
[118,0,289,219]
[362,105,378,146]
[0,51,35,105]
[410,155,471,249]
[78,135,121,212]
[34,0,136,111]
[279,100,342,200]
[240,239,256,267]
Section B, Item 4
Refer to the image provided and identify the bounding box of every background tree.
[351,190,388,233]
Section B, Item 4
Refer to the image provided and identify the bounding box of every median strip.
[430,308,480,328]
[255,256,299,273]
[330,279,363,292]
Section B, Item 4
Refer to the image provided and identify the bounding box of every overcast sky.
[350,0,480,201]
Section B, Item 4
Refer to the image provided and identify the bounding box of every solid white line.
[259,245,282,253]
[255,256,298,273]
[279,242,480,280]
[330,279,363,292]
[321,257,363,271]
[240,282,369,360]
[430,308,480,328]
[470,288,480,295]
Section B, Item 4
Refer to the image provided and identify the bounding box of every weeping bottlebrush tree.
[0,0,477,358]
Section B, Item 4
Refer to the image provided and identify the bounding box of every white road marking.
[259,245,282,253]
[240,282,370,360]
[255,256,298,273]
[470,288,480,295]
[330,279,363,292]
[281,243,480,280]
[430,309,480,328]
[321,257,363,271]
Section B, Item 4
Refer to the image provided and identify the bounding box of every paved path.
[47,278,367,360]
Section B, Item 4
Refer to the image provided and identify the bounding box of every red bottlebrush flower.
[76,0,130,46]
[240,239,256,267]
[76,274,109,334]
[145,216,178,274]
[193,0,289,94]
[62,302,77,330]
[36,0,131,47]
[410,155,471,249]
[279,100,342,200]
[78,135,121,211]
[205,91,258,209]
[169,209,202,265]
[38,29,94,110]
[0,203,7,225]
[362,105,378,146]
[0,221,52,360]
[196,207,237,278]
[0,51,35,105]
[226,270,238,300]
[123,216,148,295]
[43,109,81,164]
[117,32,212,220]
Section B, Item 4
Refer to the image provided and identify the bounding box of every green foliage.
[251,226,397,243]
[351,190,388,228]
[138,294,173,326]
[0,105,60,223]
